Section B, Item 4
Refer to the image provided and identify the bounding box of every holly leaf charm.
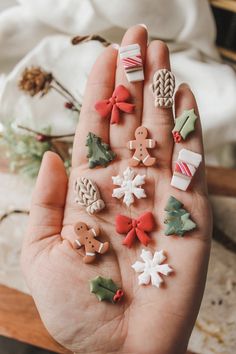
[172,109,197,142]
[86,132,116,168]
[164,196,196,236]
[90,276,124,304]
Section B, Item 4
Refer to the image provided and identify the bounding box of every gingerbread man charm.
[127,126,156,167]
[73,222,109,264]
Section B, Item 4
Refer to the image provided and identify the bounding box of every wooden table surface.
[1,165,235,353]
[0,285,71,353]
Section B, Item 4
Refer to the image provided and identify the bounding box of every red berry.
[64,102,74,109]
[36,134,46,142]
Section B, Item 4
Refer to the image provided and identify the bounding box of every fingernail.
[138,23,148,30]
[111,43,120,50]
[178,83,191,90]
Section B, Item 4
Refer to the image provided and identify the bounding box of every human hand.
[21,25,212,354]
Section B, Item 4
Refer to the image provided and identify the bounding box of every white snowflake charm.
[132,249,173,288]
[112,167,146,207]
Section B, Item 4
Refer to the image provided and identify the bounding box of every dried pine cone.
[19,67,53,97]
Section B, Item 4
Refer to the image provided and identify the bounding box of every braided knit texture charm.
[151,69,175,108]
[74,177,105,215]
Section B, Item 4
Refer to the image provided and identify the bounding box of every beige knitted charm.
[151,69,175,108]
[74,177,105,215]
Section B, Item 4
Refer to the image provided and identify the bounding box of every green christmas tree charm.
[164,196,196,236]
[90,276,124,304]
[86,132,116,168]
[172,109,197,143]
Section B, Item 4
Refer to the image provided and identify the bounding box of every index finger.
[72,46,118,167]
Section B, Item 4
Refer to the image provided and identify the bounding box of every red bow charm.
[115,212,155,248]
[94,85,135,124]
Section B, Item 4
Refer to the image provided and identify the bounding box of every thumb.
[26,151,68,244]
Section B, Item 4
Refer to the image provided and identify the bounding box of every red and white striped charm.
[119,44,144,82]
[174,161,195,178]
[122,54,143,72]
[171,149,202,191]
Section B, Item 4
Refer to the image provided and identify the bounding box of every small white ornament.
[112,167,146,207]
[132,249,173,288]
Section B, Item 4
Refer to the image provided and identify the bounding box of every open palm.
[21,26,212,354]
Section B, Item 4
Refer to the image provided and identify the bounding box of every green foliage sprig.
[0,125,73,178]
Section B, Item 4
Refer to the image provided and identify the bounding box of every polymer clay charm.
[132,249,173,288]
[90,276,124,304]
[172,109,197,143]
[151,68,175,108]
[112,167,146,207]
[74,177,105,215]
[94,85,135,124]
[119,44,144,82]
[171,148,202,191]
[73,222,109,264]
[127,126,156,167]
[164,196,196,236]
[86,132,116,168]
[115,212,155,247]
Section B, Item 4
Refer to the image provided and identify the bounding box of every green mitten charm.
[86,132,116,168]
[90,276,124,304]
[172,109,197,143]
[164,196,196,236]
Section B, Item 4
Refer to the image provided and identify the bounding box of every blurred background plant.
[18,66,81,113]
[0,125,73,177]
[0,65,79,177]
[0,34,110,178]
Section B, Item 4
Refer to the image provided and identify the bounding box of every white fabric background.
[0,0,235,160]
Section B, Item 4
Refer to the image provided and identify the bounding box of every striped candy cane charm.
[119,44,144,82]
[171,149,202,191]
